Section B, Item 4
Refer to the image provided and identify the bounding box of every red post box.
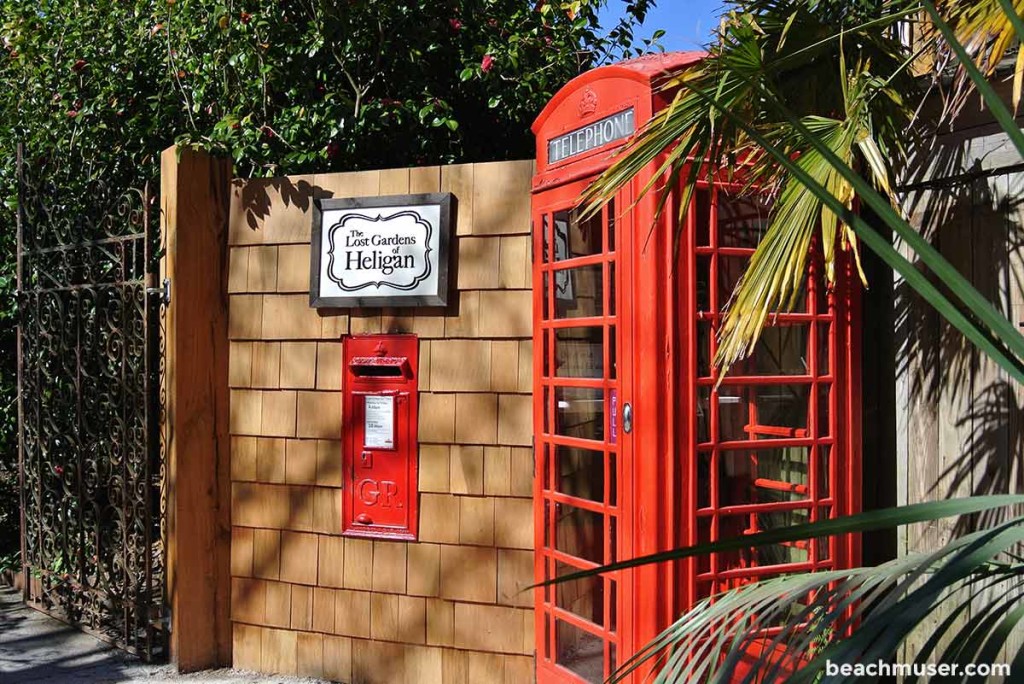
[341,334,419,541]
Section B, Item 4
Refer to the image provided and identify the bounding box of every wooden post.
[162,146,233,670]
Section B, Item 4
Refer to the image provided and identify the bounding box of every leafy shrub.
[0,0,658,560]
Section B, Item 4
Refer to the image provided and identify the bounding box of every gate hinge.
[147,278,171,306]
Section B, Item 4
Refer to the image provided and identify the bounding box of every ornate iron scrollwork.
[16,145,167,661]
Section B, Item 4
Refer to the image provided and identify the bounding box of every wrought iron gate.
[16,145,167,660]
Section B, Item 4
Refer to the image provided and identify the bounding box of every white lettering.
[548,108,636,163]
[824,660,1012,679]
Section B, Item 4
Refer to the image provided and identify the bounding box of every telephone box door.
[532,177,634,684]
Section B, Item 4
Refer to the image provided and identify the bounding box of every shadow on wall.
[231,172,462,328]
[898,138,1024,537]
[235,176,331,232]
[231,482,417,684]
[229,391,424,683]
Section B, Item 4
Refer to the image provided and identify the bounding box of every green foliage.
[584,0,925,375]
[0,0,659,560]
[543,497,1024,683]
[1,0,657,178]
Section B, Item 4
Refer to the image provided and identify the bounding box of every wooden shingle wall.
[226,161,536,683]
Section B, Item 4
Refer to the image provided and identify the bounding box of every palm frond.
[926,0,1024,158]
[584,0,919,375]
[682,68,1024,381]
[941,0,1024,109]
[617,519,1024,684]
[536,495,1024,589]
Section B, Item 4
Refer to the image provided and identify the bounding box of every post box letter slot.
[349,356,410,378]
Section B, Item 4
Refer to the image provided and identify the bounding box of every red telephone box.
[530,53,862,683]
[341,334,420,541]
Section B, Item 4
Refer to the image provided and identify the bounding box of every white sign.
[364,395,395,450]
[311,193,453,307]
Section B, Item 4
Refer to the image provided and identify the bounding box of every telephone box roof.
[532,51,706,134]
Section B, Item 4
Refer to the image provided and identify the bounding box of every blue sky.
[599,0,726,51]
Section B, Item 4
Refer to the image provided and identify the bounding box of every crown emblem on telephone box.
[578,88,598,118]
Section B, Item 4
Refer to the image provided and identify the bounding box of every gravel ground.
[0,587,330,683]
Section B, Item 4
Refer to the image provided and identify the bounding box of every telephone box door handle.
[622,403,633,434]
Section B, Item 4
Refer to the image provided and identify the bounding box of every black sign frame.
[310,193,455,308]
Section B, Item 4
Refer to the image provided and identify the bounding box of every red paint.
[532,53,862,683]
[341,334,420,541]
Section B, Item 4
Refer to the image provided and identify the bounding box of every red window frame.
[533,178,632,684]
[677,184,862,609]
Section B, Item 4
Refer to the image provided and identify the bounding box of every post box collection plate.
[341,334,419,540]
[363,395,395,449]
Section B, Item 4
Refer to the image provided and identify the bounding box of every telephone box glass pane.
[696,517,712,572]
[555,327,604,377]
[718,193,770,248]
[553,503,604,564]
[608,516,618,564]
[608,327,617,379]
[553,264,604,319]
[818,446,832,498]
[817,535,833,561]
[554,209,603,260]
[608,262,616,316]
[697,388,712,444]
[718,512,811,566]
[543,387,551,434]
[716,256,749,309]
[607,453,617,506]
[606,200,616,253]
[608,580,618,631]
[713,447,812,506]
[717,384,811,442]
[554,387,605,442]
[697,322,712,376]
[817,323,832,375]
[543,272,550,320]
[555,446,605,503]
[718,255,807,312]
[555,561,605,627]
[696,256,711,311]
[555,620,603,683]
[543,214,550,262]
[814,272,832,314]
[696,189,711,246]
[818,385,831,436]
[725,325,811,377]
